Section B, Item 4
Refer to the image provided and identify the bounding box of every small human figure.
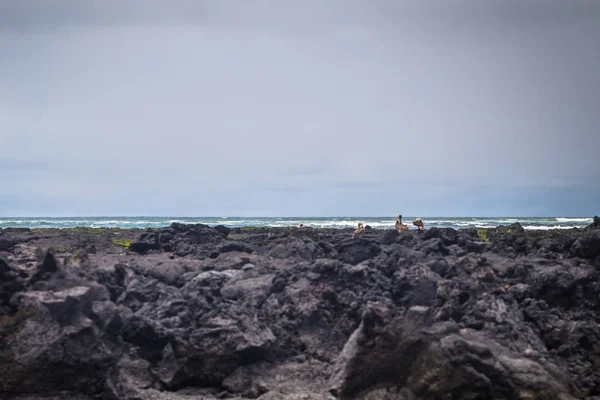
[353,222,365,238]
[395,214,408,232]
[412,218,424,231]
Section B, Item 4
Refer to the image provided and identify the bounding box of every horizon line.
[1,215,595,219]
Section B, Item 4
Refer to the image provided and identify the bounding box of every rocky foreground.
[1,219,600,400]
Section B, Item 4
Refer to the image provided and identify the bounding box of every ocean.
[0,217,594,230]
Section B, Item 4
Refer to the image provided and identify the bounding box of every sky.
[1,0,599,217]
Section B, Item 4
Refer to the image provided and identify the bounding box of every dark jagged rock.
[218,240,257,254]
[129,230,160,254]
[0,229,34,251]
[0,283,122,399]
[379,229,398,245]
[570,230,600,260]
[0,237,20,251]
[213,225,232,238]
[1,220,599,399]
[39,250,58,272]
[169,222,227,245]
[0,258,25,313]
[422,227,460,246]
[337,239,381,265]
[157,315,276,389]
[93,263,129,302]
[329,305,578,400]
[28,250,59,286]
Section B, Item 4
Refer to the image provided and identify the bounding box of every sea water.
[0,217,594,230]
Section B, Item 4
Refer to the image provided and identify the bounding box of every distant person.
[413,218,424,231]
[353,222,365,238]
[395,215,408,232]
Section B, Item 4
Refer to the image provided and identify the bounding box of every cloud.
[0,0,208,31]
[0,0,599,216]
[0,158,50,172]
[2,0,599,31]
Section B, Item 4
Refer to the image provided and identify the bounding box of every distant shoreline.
[0,216,595,231]
[0,224,586,234]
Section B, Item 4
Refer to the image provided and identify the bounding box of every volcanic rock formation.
[1,219,599,399]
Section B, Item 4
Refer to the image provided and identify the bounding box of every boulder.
[329,304,580,400]
[570,230,600,260]
[0,283,122,398]
[0,258,25,312]
[337,239,381,265]
[129,231,160,254]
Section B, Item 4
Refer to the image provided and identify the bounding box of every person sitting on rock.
[353,222,365,238]
[413,218,424,231]
[395,215,408,232]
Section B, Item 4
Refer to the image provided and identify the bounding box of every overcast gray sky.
[1,0,599,217]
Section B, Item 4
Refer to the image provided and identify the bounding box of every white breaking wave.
[1,217,595,230]
[555,218,593,222]
[525,225,581,230]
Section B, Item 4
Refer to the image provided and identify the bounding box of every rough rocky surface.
[0,219,599,399]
